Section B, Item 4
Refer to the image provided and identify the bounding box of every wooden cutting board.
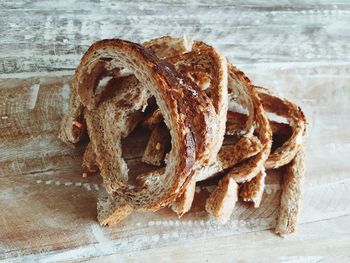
[1,65,349,261]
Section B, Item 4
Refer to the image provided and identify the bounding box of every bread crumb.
[156,142,161,150]
[82,172,87,178]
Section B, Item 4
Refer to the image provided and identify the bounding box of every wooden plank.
[1,63,349,260]
[1,0,350,261]
[80,215,350,263]
[1,1,350,74]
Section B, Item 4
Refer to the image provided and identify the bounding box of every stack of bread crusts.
[59,36,306,236]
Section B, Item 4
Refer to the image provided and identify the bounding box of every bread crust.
[275,145,305,236]
[80,39,219,211]
[139,38,230,217]
[203,65,272,220]
[224,65,272,183]
[239,168,267,208]
[205,177,239,224]
[254,86,306,169]
[225,89,306,209]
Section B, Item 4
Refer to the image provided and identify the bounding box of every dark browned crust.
[165,40,228,164]
[167,41,226,116]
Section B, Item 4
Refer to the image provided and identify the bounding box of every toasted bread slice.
[61,38,219,227]
[167,40,228,164]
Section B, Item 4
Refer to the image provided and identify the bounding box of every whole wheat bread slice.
[63,38,219,226]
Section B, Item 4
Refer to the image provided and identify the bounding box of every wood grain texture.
[1,0,350,262]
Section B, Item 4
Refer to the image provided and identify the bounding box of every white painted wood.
[82,216,350,263]
[1,1,350,75]
[1,1,349,262]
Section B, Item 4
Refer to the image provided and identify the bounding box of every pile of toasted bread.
[59,36,306,236]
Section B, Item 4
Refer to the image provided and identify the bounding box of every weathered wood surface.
[1,1,350,262]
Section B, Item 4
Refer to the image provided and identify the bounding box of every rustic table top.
[1,1,350,262]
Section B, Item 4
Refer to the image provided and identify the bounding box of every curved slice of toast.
[254,86,306,169]
[142,39,229,170]
[167,48,268,218]
[163,41,231,216]
[166,40,228,164]
[64,36,223,224]
[205,65,272,222]
[225,87,306,170]
[70,39,217,222]
[223,65,272,184]
[225,87,306,209]
[59,36,194,147]
[81,36,194,174]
